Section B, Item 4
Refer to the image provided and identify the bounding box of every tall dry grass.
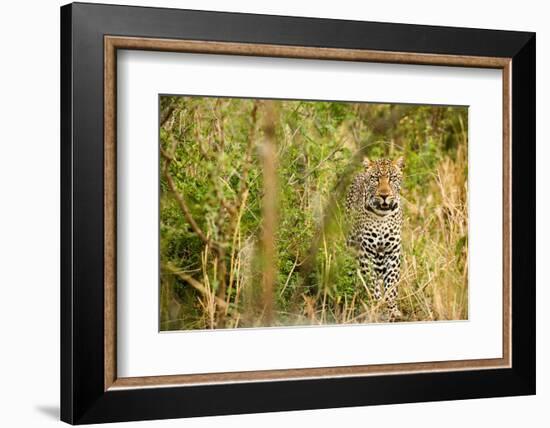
[398,142,468,321]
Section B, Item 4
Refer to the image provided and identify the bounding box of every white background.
[118,51,503,377]
[0,0,546,427]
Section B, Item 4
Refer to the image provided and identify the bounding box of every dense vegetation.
[159,95,468,330]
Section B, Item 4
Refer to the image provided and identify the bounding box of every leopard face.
[363,157,404,216]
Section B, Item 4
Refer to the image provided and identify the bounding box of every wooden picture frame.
[61,2,535,424]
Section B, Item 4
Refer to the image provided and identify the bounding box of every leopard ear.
[394,156,405,170]
[363,157,372,169]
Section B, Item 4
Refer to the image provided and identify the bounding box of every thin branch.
[160,103,176,128]
[164,170,210,243]
[162,140,222,252]
[288,145,344,185]
[163,263,228,310]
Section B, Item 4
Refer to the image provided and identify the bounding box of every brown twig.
[163,263,229,310]
[160,101,177,128]
[164,170,210,244]
[162,137,222,252]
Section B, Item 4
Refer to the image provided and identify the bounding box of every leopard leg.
[373,276,383,301]
[385,284,401,320]
[383,250,402,320]
[373,252,386,303]
[358,251,382,303]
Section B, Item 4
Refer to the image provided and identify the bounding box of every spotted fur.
[346,157,405,320]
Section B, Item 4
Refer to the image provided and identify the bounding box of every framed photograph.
[60,2,535,424]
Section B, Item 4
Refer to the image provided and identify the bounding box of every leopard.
[345,157,405,320]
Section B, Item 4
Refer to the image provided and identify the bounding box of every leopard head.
[363,157,405,216]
